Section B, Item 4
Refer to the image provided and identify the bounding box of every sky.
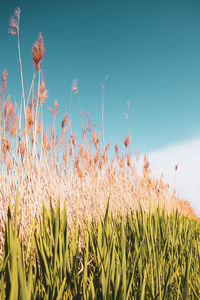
[0,0,199,211]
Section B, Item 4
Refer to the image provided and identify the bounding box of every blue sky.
[1,1,200,208]
[1,0,200,151]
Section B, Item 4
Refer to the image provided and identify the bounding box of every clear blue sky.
[1,0,200,153]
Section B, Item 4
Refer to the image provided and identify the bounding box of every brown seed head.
[3,96,10,120]
[115,144,119,155]
[105,142,111,152]
[10,117,18,139]
[95,133,100,149]
[43,133,50,152]
[63,151,68,164]
[28,97,36,111]
[82,130,86,143]
[79,144,84,158]
[99,159,103,170]
[32,33,45,70]
[5,116,10,132]
[124,135,131,148]
[119,156,125,168]
[144,161,149,170]
[31,134,37,145]
[54,100,58,113]
[18,141,25,155]
[91,129,96,144]
[61,114,68,129]
[143,154,150,171]
[25,106,35,133]
[9,102,17,119]
[1,69,8,93]
[2,138,11,153]
[48,101,58,118]
[39,80,47,104]
[127,153,131,167]
[9,8,20,35]
[36,121,41,134]
[72,78,78,94]
[77,167,83,178]
[94,149,100,164]
[72,132,76,147]
[5,157,12,170]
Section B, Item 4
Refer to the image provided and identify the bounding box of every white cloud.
[147,139,200,216]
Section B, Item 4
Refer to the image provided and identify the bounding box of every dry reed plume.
[0,8,197,257]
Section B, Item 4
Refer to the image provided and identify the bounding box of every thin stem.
[32,69,40,158]
[101,85,105,151]
[127,102,132,157]
[26,69,37,108]
[17,28,26,118]
[77,93,84,135]
[68,90,73,142]
[101,75,108,152]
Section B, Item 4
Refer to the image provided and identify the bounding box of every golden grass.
[0,7,197,257]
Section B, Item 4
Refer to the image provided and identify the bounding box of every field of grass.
[1,198,200,299]
[0,7,199,299]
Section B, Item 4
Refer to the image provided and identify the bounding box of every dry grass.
[0,8,197,257]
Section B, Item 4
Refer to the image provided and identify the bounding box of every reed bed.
[0,7,197,259]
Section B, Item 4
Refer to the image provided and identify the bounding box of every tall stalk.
[101,84,105,151]
[26,69,37,108]
[77,93,84,135]
[101,75,108,151]
[16,15,26,119]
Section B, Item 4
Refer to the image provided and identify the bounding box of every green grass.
[0,197,200,299]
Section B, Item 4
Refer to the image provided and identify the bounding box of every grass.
[0,198,200,299]
[0,7,199,298]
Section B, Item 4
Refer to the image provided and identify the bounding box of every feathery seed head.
[5,157,12,170]
[63,151,68,164]
[105,142,111,152]
[10,117,18,139]
[1,69,8,94]
[32,33,45,70]
[72,78,78,94]
[2,138,11,153]
[3,96,10,120]
[43,133,50,152]
[9,7,20,35]
[91,129,96,144]
[127,153,131,167]
[72,132,76,147]
[95,133,100,149]
[18,141,25,155]
[115,144,119,155]
[61,114,68,129]
[39,79,47,104]
[54,100,58,113]
[9,102,17,119]
[124,135,131,148]
[48,100,58,118]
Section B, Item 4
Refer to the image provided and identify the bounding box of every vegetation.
[0,7,199,299]
[0,198,200,299]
